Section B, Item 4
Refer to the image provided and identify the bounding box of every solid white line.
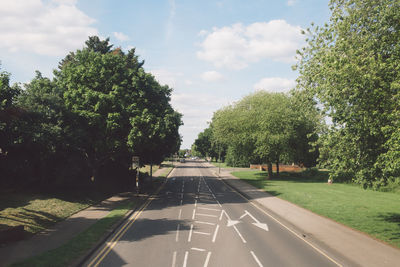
[197,207,220,212]
[250,251,263,267]
[216,200,222,207]
[188,224,193,242]
[233,225,247,243]
[196,213,218,218]
[175,224,180,242]
[192,209,196,220]
[195,221,215,226]
[191,247,206,252]
[193,231,211,235]
[203,251,212,267]
[172,251,177,267]
[212,224,220,242]
[183,251,189,267]
[178,209,182,219]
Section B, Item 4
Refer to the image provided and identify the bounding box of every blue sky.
[0,0,331,149]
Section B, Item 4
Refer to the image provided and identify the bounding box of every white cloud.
[287,0,297,6]
[0,0,97,56]
[197,20,304,70]
[113,32,129,41]
[201,71,224,82]
[150,69,183,88]
[254,77,295,92]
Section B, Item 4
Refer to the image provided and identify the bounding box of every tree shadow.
[377,212,400,242]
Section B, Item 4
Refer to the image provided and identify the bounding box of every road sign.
[132,156,139,169]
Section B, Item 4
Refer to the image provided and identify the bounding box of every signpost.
[132,156,140,193]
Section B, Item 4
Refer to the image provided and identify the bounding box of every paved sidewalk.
[0,168,170,267]
[205,162,400,267]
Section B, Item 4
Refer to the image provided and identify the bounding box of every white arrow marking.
[239,210,269,231]
[227,220,240,227]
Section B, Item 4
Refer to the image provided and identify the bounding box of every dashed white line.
[192,209,196,220]
[175,224,180,242]
[216,200,222,208]
[188,224,193,242]
[212,224,220,243]
[193,231,211,235]
[171,251,177,267]
[250,251,263,267]
[195,199,198,207]
[203,251,212,267]
[178,209,182,219]
[233,225,247,243]
[183,251,189,267]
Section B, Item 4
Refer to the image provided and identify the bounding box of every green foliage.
[295,0,400,187]
[0,36,182,191]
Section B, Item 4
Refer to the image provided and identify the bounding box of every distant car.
[180,158,186,163]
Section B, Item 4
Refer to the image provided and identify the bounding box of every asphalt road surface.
[85,160,340,267]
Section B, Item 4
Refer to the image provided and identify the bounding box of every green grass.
[232,170,400,248]
[210,161,233,169]
[0,191,109,233]
[12,199,138,267]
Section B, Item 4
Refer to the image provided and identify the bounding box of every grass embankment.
[12,200,138,267]
[0,191,109,234]
[232,170,400,249]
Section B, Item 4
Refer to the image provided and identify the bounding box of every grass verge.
[0,191,110,233]
[232,170,400,249]
[11,199,138,267]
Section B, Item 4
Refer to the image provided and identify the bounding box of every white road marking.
[212,224,220,242]
[216,200,222,207]
[175,224,180,242]
[197,207,220,212]
[192,209,196,220]
[178,209,182,219]
[195,220,215,225]
[183,251,189,267]
[172,251,177,267]
[203,252,212,267]
[196,213,218,218]
[188,224,193,242]
[191,247,206,252]
[181,193,184,199]
[250,251,263,267]
[240,210,269,231]
[180,199,183,206]
[193,231,211,235]
[233,225,247,243]
[195,199,198,207]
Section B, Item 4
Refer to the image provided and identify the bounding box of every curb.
[75,168,175,266]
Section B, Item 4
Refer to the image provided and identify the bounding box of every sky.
[0,0,331,149]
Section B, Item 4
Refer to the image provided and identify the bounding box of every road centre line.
[183,251,189,267]
[171,251,177,267]
[250,251,263,267]
[204,252,212,267]
[188,224,193,242]
[178,209,182,219]
[212,224,220,243]
[175,224,180,242]
[192,209,196,220]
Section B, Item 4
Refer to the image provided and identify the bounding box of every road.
[85,160,340,267]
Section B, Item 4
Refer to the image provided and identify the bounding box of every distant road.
[85,160,339,267]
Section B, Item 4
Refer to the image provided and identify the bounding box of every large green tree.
[295,0,400,188]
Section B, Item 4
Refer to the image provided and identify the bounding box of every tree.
[295,0,400,188]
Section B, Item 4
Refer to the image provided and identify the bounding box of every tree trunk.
[276,161,280,177]
[267,162,273,179]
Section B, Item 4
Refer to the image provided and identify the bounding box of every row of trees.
[194,90,320,179]
[194,0,400,189]
[0,36,182,191]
